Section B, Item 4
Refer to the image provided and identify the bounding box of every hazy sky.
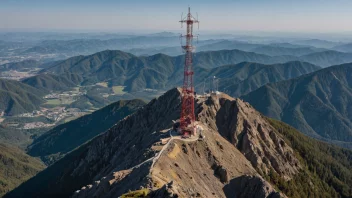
[1,0,352,33]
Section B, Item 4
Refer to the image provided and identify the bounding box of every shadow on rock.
[223,175,284,198]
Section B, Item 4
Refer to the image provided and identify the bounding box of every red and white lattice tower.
[179,7,199,137]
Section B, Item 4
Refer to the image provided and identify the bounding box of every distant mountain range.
[2,34,352,67]
[22,36,185,55]
[300,50,352,67]
[3,47,352,116]
[333,43,352,53]
[250,45,325,56]
[0,60,320,119]
[0,60,41,72]
[291,39,342,48]
[38,49,324,93]
[242,63,352,147]
[125,40,331,57]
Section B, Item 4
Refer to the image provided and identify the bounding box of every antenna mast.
[179,7,199,137]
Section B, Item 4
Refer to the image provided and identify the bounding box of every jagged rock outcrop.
[148,181,178,198]
[6,88,296,198]
[223,175,286,198]
[197,94,301,179]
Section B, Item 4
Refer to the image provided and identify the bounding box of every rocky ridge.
[68,89,299,198]
[6,88,352,198]
[7,88,296,197]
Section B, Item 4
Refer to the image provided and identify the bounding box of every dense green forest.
[268,119,352,198]
[0,143,45,197]
[243,63,352,147]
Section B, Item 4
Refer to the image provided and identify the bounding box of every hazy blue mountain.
[127,40,323,57]
[292,39,342,48]
[268,42,310,48]
[197,40,261,52]
[0,32,136,42]
[242,63,352,146]
[145,31,179,37]
[127,46,183,56]
[300,50,352,67]
[126,40,259,56]
[126,40,336,58]
[250,46,324,56]
[0,60,41,72]
[23,36,185,55]
[333,43,352,53]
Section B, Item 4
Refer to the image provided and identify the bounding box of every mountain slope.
[333,43,352,53]
[40,49,317,93]
[242,63,352,146]
[192,49,296,69]
[203,61,320,97]
[267,119,352,197]
[0,79,46,115]
[0,126,32,148]
[0,60,41,72]
[6,89,352,198]
[250,46,321,56]
[197,40,261,52]
[22,73,77,92]
[0,143,45,197]
[292,39,341,48]
[28,99,146,165]
[300,50,352,67]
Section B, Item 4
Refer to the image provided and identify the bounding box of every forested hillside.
[243,63,352,147]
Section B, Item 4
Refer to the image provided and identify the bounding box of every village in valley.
[0,88,89,130]
[0,81,162,131]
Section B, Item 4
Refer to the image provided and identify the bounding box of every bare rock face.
[148,181,179,198]
[72,169,132,198]
[214,165,229,183]
[151,131,258,197]
[223,175,286,198]
[198,94,301,179]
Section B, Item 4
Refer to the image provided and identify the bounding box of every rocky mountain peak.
[68,89,300,197]
[198,94,301,180]
[5,88,300,198]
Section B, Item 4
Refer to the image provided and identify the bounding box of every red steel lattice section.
[179,7,199,136]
